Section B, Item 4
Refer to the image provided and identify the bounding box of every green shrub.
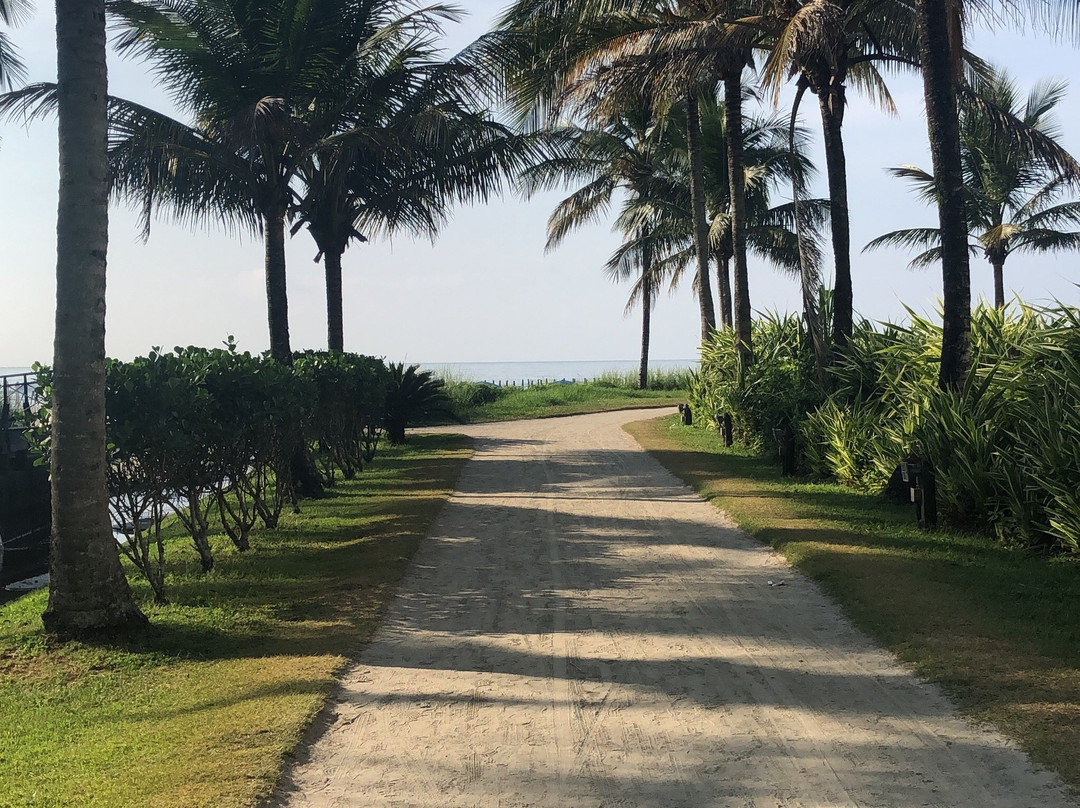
[28,344,388,599]
[799,303,1080,550]
[293,351,389,483]
[691,313,824,453]
[385,363,453,444]
[692,303,1080,552]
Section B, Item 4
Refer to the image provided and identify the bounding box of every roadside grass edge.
[0,433,473,808]
[626,414,1080,792]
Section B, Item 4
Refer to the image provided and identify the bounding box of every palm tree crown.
[866,67,1080,309]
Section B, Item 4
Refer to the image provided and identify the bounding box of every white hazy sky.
[1,3,1079,366]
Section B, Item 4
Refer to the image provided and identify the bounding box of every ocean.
[418,359,696,384]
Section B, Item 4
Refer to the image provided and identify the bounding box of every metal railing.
[1,372,42,455]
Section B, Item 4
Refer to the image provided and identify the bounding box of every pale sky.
[1,3,1079,366]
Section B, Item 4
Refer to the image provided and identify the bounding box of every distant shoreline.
[419,359,696,384]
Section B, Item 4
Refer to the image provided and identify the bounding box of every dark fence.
[0,371,50,587]
[1,372,43,453]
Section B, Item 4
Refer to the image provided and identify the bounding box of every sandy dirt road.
[276,409,1073,808]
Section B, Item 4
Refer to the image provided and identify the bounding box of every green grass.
[0,434,472,808]
[440,380,681,423]
[627,415,1080,790]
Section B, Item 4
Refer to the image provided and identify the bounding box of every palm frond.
[959,78,1080,183]
[545,176,616,250]
[863,227,942,253]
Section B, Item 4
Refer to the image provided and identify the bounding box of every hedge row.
[689,304,1080,553]
[31,345,393,602]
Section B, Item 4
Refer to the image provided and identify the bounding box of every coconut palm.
[43,0,145,634]
[577,13,759,355]
[910,6,1080,390]
[606,227,670,389]
[912,0,970,391]
[98,0,466,497]
[490,0,758,350]
[602,96,829,382]
[615,97,828,317]
[695,94,826,331]
[291,44,545,353]
[866,68,1080,310]
[519,95,682,388]
[754,0,920,355]
[99,0,464,365]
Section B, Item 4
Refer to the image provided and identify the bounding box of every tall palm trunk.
[638,236,654,390]
[818,85,853,354]
[264,206,292,366]
[915,0,971,391]
[325,248,345,352]
[265,207,323,497]
[714,249,733,328]
[990,255,1005,309]
[725,73,752,365]
[639,279,652,391]
[43,0,145,635]
[686,92,716,341]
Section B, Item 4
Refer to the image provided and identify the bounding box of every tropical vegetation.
[1,0,1080,797]
[0,0,26,91]
[0,0,1077,650]
[690,302,1080,555]
[28,347,390,603]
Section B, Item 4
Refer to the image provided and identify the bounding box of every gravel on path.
[275,408,1073,808]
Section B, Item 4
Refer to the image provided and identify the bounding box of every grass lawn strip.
[626,415,1080,791]
[450,382,679,423]
[0,434,472,808]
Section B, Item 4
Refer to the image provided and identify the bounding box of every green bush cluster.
[689,313,824,454]
[31,345,389,602]
[295,351,389,482]
[691,304,1080,553]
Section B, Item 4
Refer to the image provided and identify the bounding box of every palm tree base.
[42,600,148,639]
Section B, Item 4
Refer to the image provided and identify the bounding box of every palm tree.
[605,97,828,381]
[99,0,463,365]
[101,0,453,498]
[912,0,970,391]
[291,39,543,353]
[695,94,825,330]
[0,0,28,91]
[520,96,682,388]
[43,0,145,635]
[866,68,1080,310]
[491,0,758,348]
[755,0,920,355]
[606,229,666,389]
[598,16,758,354]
